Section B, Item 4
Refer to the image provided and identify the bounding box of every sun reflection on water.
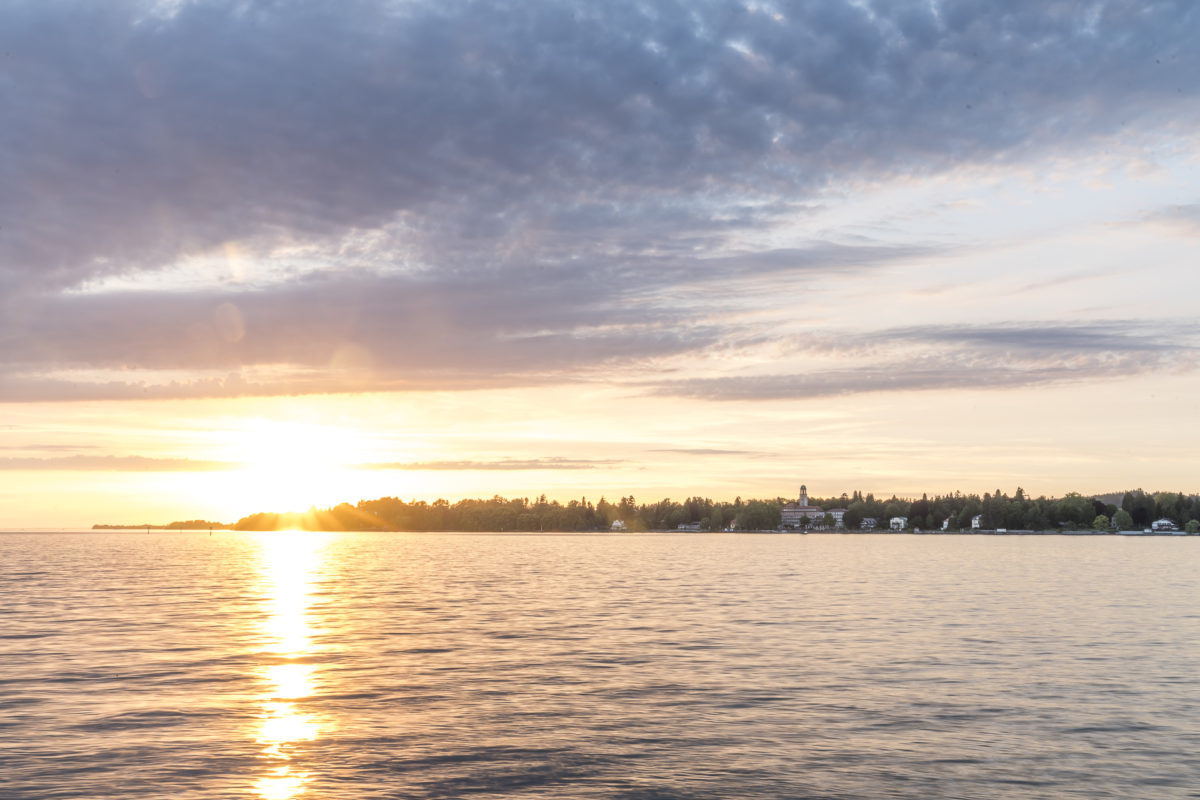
[253,532,330,799]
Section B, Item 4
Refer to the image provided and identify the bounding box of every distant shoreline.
[84,488,1199,536]
[737,529,1195,536]
[77,526,1198,537]
[92,522,233,531]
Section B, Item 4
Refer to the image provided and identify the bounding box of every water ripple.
[2,532,1198,799]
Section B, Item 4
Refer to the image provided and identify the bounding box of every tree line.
[226,488,1200,533]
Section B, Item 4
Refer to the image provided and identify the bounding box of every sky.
[2,0,1199,527]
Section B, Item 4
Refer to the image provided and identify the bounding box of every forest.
[226,488,1200,533]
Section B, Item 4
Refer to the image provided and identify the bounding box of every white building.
[1151,518,1179,532]
[611,520,626,531]
[890,516,908,531]
[781,484,828,529]
[971,514,983,529]
[861,517,878,531]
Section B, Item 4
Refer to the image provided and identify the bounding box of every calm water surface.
[2,532,1198,799]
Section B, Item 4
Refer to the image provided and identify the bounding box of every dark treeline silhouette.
[225,489,1200,533]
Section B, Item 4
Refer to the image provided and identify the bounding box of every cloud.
[0,452,620,472]
[2,1,1198,398]
[0,455,236,471]
[1147,204,1200,234]
[0,239,938,400]
[356,458,619,471]
[0,452,612,472]
[1005,270,1119,296]
[651,321,1200,400]
[0,444,101,452]
[4,0,1198,292]
[649,448,761,456]
[873,322,1189,354]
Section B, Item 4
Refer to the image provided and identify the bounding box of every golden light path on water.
[253,532,330,800]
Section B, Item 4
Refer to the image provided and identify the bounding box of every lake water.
[2,532,1198,799]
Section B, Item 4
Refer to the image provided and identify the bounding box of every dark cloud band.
[2,1,1197,400]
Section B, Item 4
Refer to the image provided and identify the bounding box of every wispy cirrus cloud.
[0,453,619,472]
[649,448,762,457]
[356,458,619,471]
[651,321,1200,400]
[0,455,236,471]
[1147,204,1200,234]
[868,322,1192,354]
[0,241,935,401]
[0,444,100,452]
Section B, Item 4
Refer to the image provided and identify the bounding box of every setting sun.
[226,421,366,513]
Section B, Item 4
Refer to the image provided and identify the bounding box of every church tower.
[799,484,808,507]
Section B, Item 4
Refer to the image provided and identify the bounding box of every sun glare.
[227,420,366,512]
[254,532,330,799]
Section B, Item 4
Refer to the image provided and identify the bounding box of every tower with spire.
[781,482,849,530]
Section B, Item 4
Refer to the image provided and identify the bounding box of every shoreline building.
[781,485,847,530]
